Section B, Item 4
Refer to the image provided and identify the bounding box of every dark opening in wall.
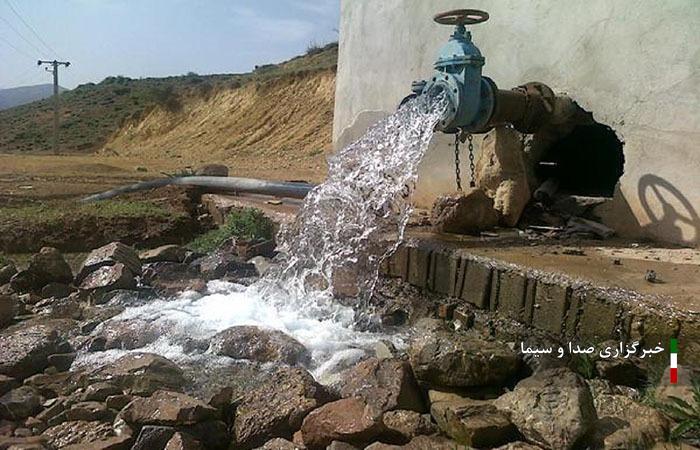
[536,123,624,197]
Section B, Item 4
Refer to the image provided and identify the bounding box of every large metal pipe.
[81,176,315,203]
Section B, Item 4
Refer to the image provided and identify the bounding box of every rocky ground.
[0,229,697,450]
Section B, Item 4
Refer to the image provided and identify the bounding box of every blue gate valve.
[408,9,555,134]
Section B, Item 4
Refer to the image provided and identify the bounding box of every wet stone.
[209,325,310,366]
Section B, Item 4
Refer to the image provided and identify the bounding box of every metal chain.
[467,133,476,188]
[454,133,462,191]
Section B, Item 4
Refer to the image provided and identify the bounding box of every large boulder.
[337,358,425,414]
[365,435,463,450]
[430,188,499,234]
[586,389,669,449]
[190,252,257,280]
[141,262,207,295]
[9,270,41,293]
[0,386,41,420]
[381,410,435,444]
[41,420,123,449]
[0,263,17,286]
[90,353,186,396]
[0,322,66,379]
[408,326,519,388]
[233,367,331,449]
[121,390,218,426]
[429,390,517,448]
[0,295,18,328]
[86,318,172,351]
[494,368,597,450]
[165,431,203,450]
[475,126,533,227]
[28,247,73,286]
[79,263,136,292]
[300,397,385,450]
[77,242,142,283]
[140,245,188,264]
[209,326,310,366]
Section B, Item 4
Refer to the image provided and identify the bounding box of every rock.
[0,435,46,449]
[408,328,519,388]
[655,365,698,410]
[79,263,135,292]
[81,382,121,402]
[121,390,218,426]
[430,188,499,234]
[0,387,41,420]
[234,367,331,449]
[0,323,65,380]
[62,434,133,450]
[381,410,435,443]
[27,247,73,286]
[194,164,228,177]
[65,401,112,422]
[0,375,19,397]
[140,245,188,264]
[300,398,384,450]
[165,431,202,450]
[209,326,310,366]
[365,435,462,449]
[90,353,186,396]
[105,394,132,411]
[77,242,142,283]
[191,252,257,280]
[40,283,73,299]
[235,239,276,260]
[86,318,170,351]
[337,358,424,415]
[0,264,17,286]
[586,391,668,449]
[494,368,596,450]
[41,420,117,449]
[429,390,516,447]
[0,295,18,328]
[141,262,206,295]
[255,437,300,449]
[475,127,533,227]
[37,297,82,320]
[9,270,40,294]
[24,371,80,399]
[327,441,359,450]
[131,425,176,450]
[47,353,76,372]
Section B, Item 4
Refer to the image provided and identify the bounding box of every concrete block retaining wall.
[380,240,700,366]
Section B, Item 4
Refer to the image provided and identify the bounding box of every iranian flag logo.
[670,338,678,384]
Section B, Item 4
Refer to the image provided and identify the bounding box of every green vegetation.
[0,42,337,154]
[655,377,700,442]
[188,207,274,253]
[1,200,173,224]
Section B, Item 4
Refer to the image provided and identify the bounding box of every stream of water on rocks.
[74,94,447,383]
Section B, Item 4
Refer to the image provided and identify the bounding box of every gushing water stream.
[74,94,446,382]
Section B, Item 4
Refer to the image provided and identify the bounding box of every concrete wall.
[334,0,700,247]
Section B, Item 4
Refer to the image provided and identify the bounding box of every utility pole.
[37,59,70,155]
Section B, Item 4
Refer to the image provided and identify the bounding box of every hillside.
[0,43,338,158]
[0,84,66,110]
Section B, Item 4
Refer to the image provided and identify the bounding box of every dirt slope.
[103,69,334,182]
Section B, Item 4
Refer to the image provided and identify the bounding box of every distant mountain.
[0,84,67,110]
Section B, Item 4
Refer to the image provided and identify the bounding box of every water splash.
[268,94,446,307]
[73,94,446,382]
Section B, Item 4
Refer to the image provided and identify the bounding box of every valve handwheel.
[433,9,489,26]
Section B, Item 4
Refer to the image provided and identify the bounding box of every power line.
[4,0,57,57]
[0,13,45,57]
[0,32,33,59]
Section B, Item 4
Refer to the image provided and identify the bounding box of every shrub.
[145,85,182,112]
[188,207,274,253]
[655,377,700,442]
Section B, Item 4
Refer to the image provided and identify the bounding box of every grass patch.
[1,200,173,224]
[654,377,700,442]
[188,207,274,253]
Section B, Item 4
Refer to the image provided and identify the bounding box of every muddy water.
[74,95,447,382]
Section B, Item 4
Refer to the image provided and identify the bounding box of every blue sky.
[0,0,340,89]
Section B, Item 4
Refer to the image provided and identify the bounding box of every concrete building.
[333,0,700,247]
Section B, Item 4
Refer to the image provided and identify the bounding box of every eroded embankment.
[103,70,335,181]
